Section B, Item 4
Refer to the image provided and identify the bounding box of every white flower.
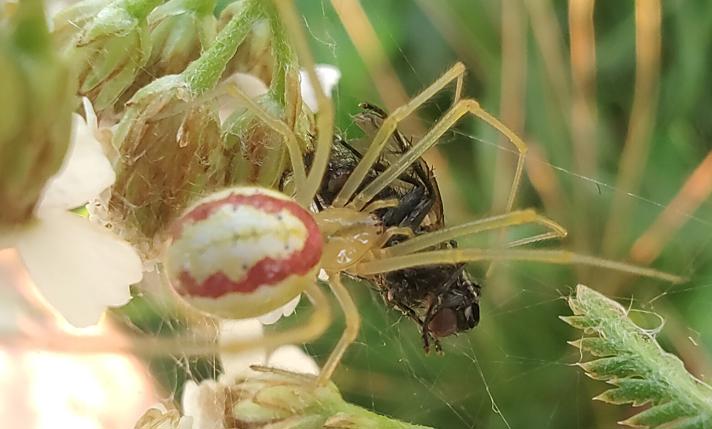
[0,99,142,328]
[256,294,301,325]
[221,64,340,122]
[180,319,319,429]
[299,64,341,113]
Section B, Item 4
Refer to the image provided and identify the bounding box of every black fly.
[307,103,481,353]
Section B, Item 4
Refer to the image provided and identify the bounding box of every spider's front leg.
[317,272,361,385]
[332,62,467,209]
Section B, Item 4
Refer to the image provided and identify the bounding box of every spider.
[305,102,481,354]
[163,0,684,387]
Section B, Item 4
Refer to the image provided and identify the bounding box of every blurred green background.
[288,1,712,428]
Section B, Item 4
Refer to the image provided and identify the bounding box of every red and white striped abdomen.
[165,187,322,319]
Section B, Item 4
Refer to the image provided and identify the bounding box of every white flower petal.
[218,319,266,379]
[300,64,341,112]
[219,73,270,123]
[0,251,23,331]
[15,211,142,327]
[257,294,301,325]
[266,345,320,375]
[181,380,225,429]
[226,73,270,99]
[37,109,115,212]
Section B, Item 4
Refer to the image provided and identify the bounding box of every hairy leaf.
[562,285,712,428]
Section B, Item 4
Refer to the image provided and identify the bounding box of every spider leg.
[348,98,527,213]
[225,82,308,198]
[378,209,567,258]
[13,281,332,357]
[354,248,686,284]
[332,63,467,208]
[421,301,439,353]
[272,0,335,205]
[362,198,400,213]
[218,282,332,356]
[316,272,361,385]
[378,227,416,248]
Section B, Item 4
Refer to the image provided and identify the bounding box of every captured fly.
[306,103,481,352]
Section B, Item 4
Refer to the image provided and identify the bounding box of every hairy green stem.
[261,1,298,106]
[183,0,261,94]
[340,402,433,429]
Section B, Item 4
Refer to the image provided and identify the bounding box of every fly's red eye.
[428,308,459,338]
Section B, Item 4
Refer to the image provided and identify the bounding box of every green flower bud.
[120,0,217,105]
[51,0,112,50]
[147,0,217,76]
[226,367,433,429]
[64,0,160,112]
[221,93,287,189]
[219,2,273,85]
[104,0,264,258]
[134,406,187,429]
[108,74,222,259]
[0,0,74,225]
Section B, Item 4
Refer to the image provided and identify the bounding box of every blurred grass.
[285,1,712,428]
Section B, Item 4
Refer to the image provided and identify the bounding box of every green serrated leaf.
[559,315,598,330]
[563,285,712,429]
[621,401,696,428]
[654,415,709,429]
[595,379,668,406]
[569,337,620,357]
[579,356,644,380]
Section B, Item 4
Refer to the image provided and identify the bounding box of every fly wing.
[353,103,446,231]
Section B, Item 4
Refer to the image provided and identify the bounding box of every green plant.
[563,285,712,428]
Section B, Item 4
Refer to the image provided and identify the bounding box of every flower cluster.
[1,0,337,329]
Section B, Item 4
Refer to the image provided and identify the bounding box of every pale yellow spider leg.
[354,249,686,285]
[380,209,566,257]
[15,282,332,357]
[317,272,360,385]
[225,83,308,193]
[272,0,335,205]
[505,232,564,248]
[349,98,527,212]
[376,226,416,248]
[362,197,400,213]
[332,63,467,208]
[382,226,416,240]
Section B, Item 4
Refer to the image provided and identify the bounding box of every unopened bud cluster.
[135,368,433,429]
[48,0,303,260]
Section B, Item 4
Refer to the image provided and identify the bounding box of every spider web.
[121,2,712,428]
[6,1,711,429]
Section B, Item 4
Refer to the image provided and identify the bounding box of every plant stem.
[183,0,262,94]
[261,1,298,106]
[124,0,163,19]
[341,403,434,429]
